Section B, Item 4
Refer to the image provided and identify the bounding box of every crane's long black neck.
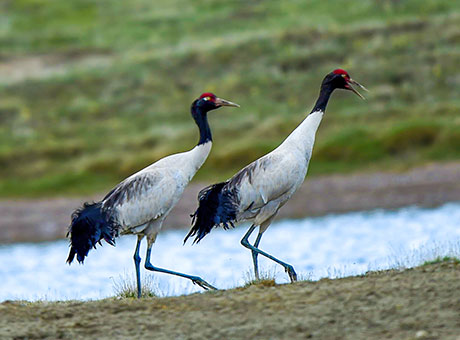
[311,82,335,114]
[192,106,212,145]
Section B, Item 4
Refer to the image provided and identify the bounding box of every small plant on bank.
[112,272,159,299]
[296,272,314,282]
[242,267,277,288]
[389,240,460,270]
[422,256,460,266]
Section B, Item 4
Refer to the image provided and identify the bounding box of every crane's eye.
[203,96,211,101]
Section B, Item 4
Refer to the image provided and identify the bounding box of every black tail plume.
[66,202,117,264]
[184,181,237,245]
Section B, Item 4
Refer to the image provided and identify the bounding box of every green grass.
[422,256,460,266]
[0,0,459,197]
[388,240,460,270]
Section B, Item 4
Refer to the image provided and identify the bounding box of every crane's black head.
[312,69,368,113]
[192,92,240,116]
[322,69,368,99]
[191,92,239,145]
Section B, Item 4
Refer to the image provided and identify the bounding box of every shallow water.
[1,203,459,301]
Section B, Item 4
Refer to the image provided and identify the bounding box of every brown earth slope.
[1,261,459,340]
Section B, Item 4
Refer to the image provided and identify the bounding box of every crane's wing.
[102,169,185,228]
[185,152,303,244]
[227,152,303,214]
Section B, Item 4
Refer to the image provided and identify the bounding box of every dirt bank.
[1,162,459,243]
[1,261,459,339]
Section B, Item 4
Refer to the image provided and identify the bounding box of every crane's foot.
[190,276,217,290]
[144,245,217,291]
[285,265,297,283]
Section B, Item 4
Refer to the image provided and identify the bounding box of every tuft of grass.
[422,256,460,266]
[243,278,277,288]
[242,267,278,288]
[112,272,159,299]
[388,240,460,270]
[296,272,314,282]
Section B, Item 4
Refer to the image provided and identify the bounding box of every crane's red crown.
[333,69,350,78]
[199,92,217,102]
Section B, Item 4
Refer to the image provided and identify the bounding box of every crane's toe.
[285,265,297,282]
[190,276,218,290]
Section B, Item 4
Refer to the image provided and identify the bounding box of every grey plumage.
[67,93,239,297]
[186,69,367,282]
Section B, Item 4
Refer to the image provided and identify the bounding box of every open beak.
[215,97,240,108]
[346,79,368,100]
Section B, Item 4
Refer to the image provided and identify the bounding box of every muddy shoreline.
[1,162,459,244]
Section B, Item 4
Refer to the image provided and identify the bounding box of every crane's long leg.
[144,244,217,291]
[133,235,143,298]
[241,224,297,282]
[252,232,263,280]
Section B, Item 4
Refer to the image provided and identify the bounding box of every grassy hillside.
[0,0,459,196]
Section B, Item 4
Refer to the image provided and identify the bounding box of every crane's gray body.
[222,110,323,233]
[104,142,212,241]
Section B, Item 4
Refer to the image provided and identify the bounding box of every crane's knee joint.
[133,253,141,263]
[241,238,255,252]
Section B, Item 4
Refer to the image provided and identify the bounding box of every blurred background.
[0,0,459,299]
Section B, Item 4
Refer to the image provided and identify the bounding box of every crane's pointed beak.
[215,97,240,108]
[346,79,368,100]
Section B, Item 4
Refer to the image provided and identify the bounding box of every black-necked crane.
[184,69,367,282]
[66,92,239,297]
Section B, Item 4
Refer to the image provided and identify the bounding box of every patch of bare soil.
[1,261,459,340]
[1,162,459,244]
[0,51,112,84]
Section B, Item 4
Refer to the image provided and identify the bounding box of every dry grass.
[387,239,460,270]
[112,272,159,299]
[1,261,459,339]
[242,267,278,288]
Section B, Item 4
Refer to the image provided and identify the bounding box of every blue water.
[1,203,459,301]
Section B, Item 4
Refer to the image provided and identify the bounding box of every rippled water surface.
[1,203,459,301]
